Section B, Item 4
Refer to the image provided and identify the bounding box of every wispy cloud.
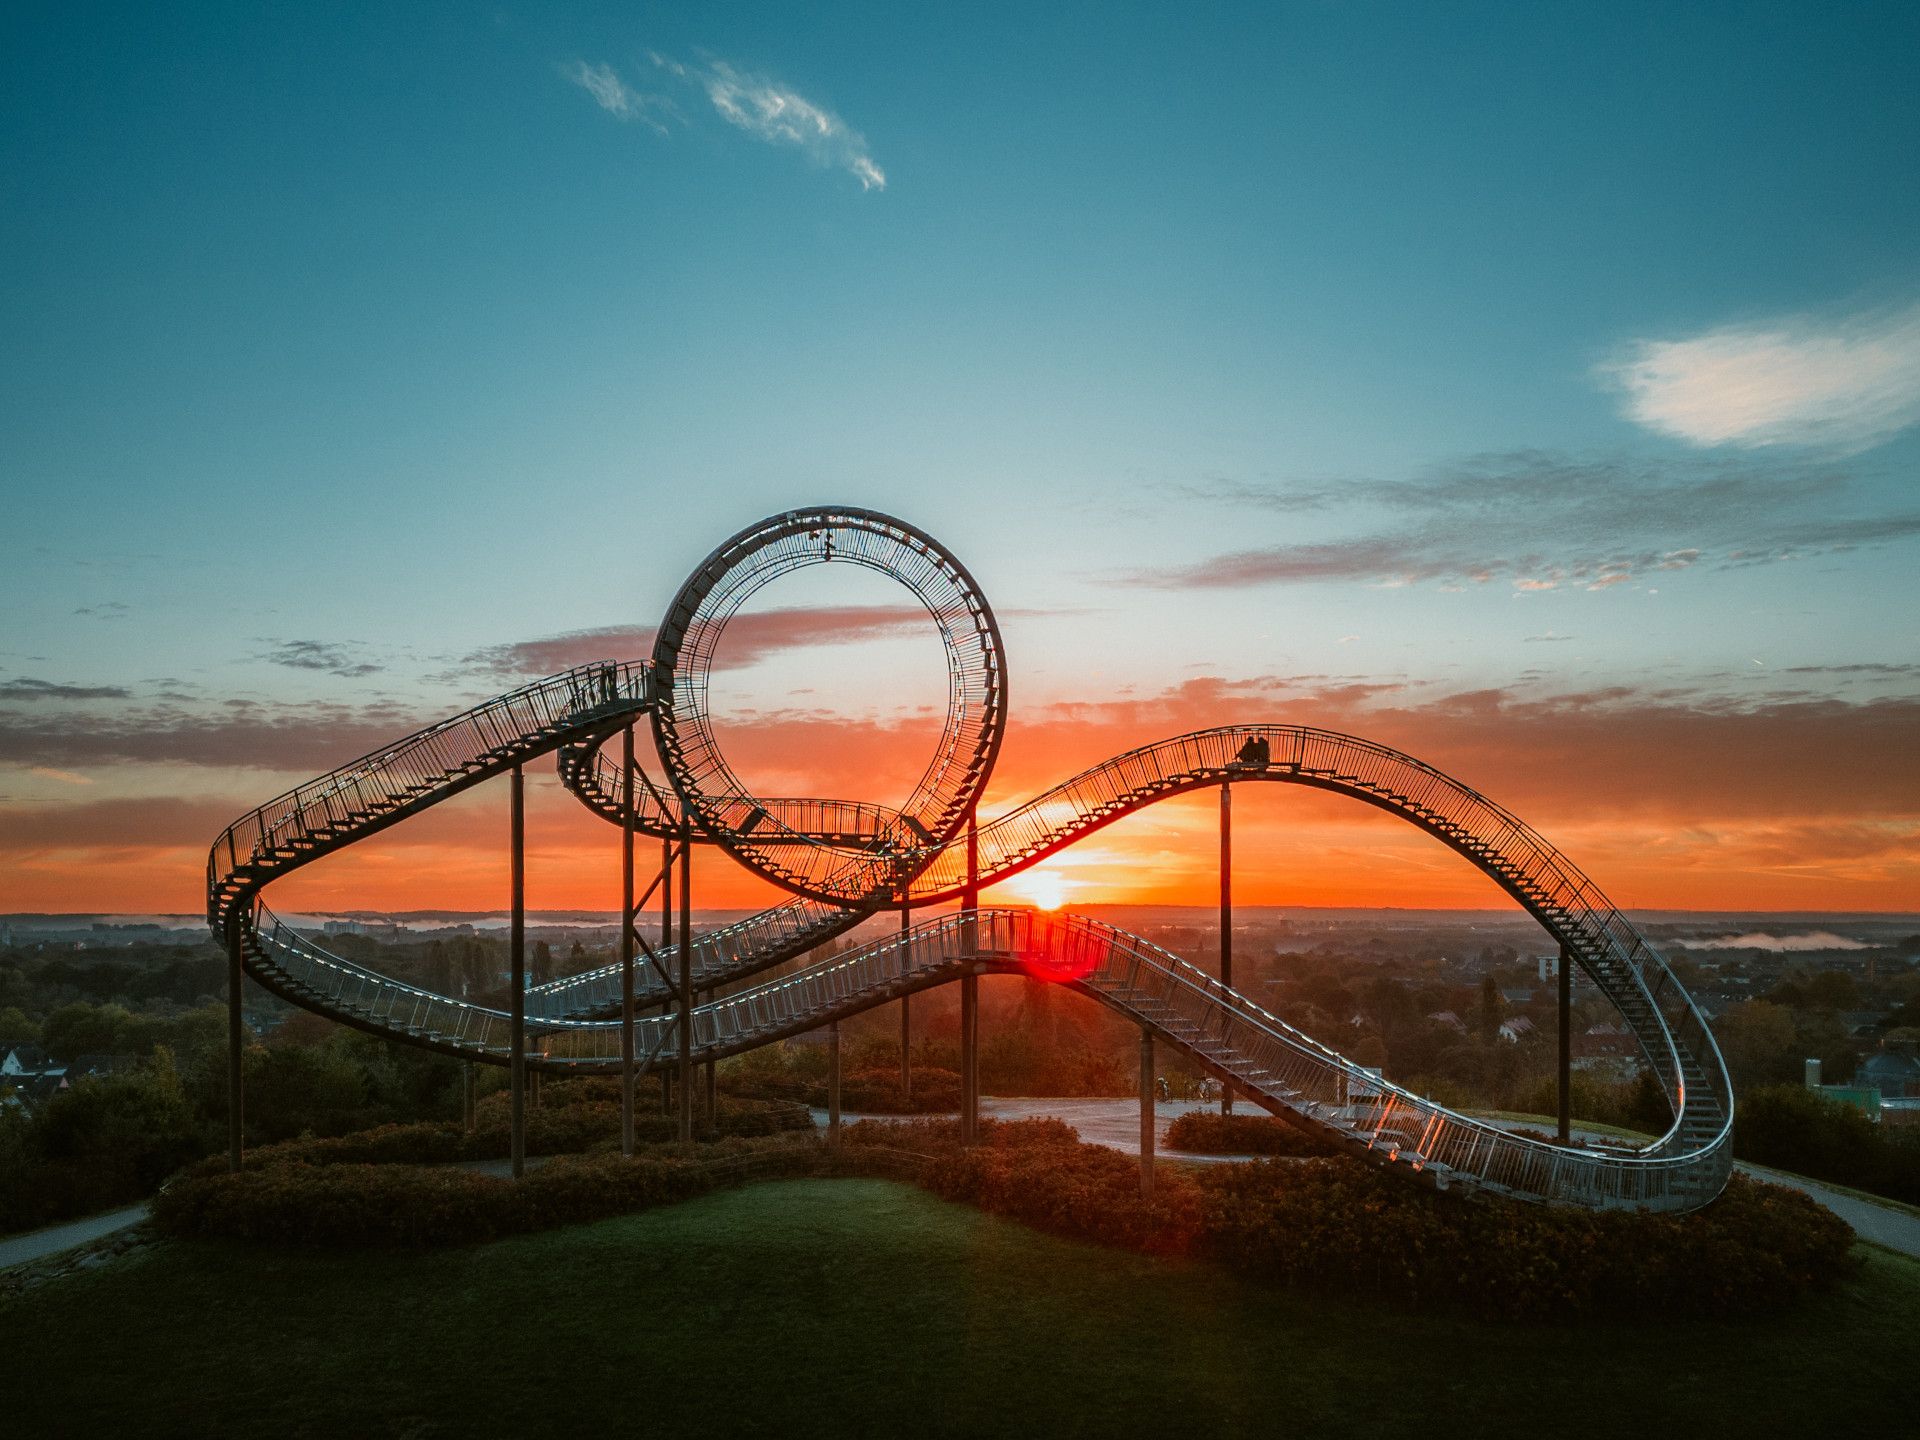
[28,767,92,786]
[565,50,885,191]
[1131,450,1920,593]
[0,677,131,701]
[685,57,885,190]
[562,59,674,135]
[1600,301,1920,453]
[460,605,932,679]
[258,640,382,679]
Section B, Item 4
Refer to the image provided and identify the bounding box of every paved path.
[0,1204,149,1271]
[827,1097,1920,1258]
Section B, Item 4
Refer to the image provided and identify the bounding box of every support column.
[463,1061,476,1135]
[1558,940,1572,1144]
[661,830,673,1115]
[704,993,718,1119]
[1221,780,1233,1116]
[620,725,636,1157]
[677,820,693,1142]
[226,924,244,1172]
[1139,1027,1155,1199]
[509,763,526,1180]
[961,809,980,1146]
[899,899,912,1103]
[828,1020,842,1147]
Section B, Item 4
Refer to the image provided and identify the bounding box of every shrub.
[1734,1084,1920,1204]
[1194,1160,1854,1321]
[838,1115,1079,1152]
[805,1067,962,1114]
[852,1122,1856,1321]
[174,1095,812,1181]
[1163,1110,1340,1157]
[153,1136,826,1247]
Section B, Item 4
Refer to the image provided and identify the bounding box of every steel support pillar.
[620,725,636,1157]
[1139,1027,1155,1199]
[704,993,718,1120]
[226,924,244,1172]
[677,820,693,1142]
[961,809,980,1146]
[1558,939,1572,1144]
[1221,780,1233,1116]
[828,1020,842,1147]
[509,763,526,1180]
[463,1062,476,1135]
[899,899,913,1102]
[661,830,673,1115]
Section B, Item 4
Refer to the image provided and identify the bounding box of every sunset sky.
[3,2,1917,916]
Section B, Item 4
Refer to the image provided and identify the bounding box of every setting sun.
[1003,867,1072,911]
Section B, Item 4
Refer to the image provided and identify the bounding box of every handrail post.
[1220,779,1233,1116]
[509,763,526,1180]
[620,723,636,1158]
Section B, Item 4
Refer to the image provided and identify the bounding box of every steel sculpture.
[208,507,1734,1211]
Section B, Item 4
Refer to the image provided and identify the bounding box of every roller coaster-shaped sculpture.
[208,508,1733,1212]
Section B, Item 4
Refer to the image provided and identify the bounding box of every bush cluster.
[1193,1159,1853,1320]
[832,1066,963,1114]
[1163,1110,1340,1158]
[175,1094,811,1181]
[1734,1084,1920,1205]
[874,1122,1855,1321]
[153,1136,824,1248]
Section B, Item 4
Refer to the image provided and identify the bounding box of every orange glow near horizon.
[4,679,1918,915]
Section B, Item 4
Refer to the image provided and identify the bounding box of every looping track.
[208,508,1733,1213]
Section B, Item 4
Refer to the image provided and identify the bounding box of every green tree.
[1476,976,1503,1037]
[0,1005,41,1047]
[1714,1000,1800,1088]
[245,1043,371,1142]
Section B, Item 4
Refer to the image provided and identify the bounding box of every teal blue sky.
[2,2,1917,910]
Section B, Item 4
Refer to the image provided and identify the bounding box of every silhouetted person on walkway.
[1233,734,1270,771]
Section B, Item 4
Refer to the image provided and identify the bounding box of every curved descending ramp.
[208,510,1734,1214]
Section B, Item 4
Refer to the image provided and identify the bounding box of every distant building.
[1858,1048,1920,1100]
[1496,1016,1536,1045]
[1426,1010,1465,1033]
[2,1044,50,1077]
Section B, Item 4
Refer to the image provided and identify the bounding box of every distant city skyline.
[3,2,1917,913]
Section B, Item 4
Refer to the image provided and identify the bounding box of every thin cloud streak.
[259,640,382,679]
[460,604,935,678]
[563,60,673,134]
[565,51,885,191]
[1600,301,1920,453]
[688,57,886,190]
[1133,450,1919,592]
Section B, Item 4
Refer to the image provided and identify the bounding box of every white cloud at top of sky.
[1600,301,1920,454]
[562,60,674,134]
[564,50,885,191]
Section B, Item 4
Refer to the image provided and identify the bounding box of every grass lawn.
[6,1177,1911,1438]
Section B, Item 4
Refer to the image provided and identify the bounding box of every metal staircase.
[209,681,1733,1214]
